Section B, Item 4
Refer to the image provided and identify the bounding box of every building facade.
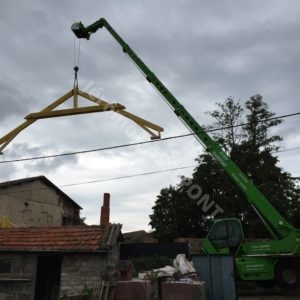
[0,176,82,227]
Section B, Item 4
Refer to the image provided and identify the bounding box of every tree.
[149,186,203,241]
[243,94,282,151]
[149,95,300,240]
[207,96,244,152]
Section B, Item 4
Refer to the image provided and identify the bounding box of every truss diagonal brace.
[78,90,164,139]
[0,90,74,154]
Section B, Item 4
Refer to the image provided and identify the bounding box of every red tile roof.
[0,225,113,252]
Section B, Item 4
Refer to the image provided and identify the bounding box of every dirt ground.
[237,282,300,299]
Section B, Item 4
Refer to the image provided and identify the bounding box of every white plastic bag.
[173,254,196,274]
[153,265,177,277]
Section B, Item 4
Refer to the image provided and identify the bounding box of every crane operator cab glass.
[207,219,244,253]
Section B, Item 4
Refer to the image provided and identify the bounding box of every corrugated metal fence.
[192,255,237,300]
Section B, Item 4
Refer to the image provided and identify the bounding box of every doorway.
[34,255,62,300]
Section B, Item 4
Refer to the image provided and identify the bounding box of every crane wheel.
[275,260,299,289]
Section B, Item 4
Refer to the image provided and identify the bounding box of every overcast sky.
[0,1,299,232]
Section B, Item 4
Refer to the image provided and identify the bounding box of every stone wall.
[0,254,37,300]
[0,253,117,299]
[60,254,108,297]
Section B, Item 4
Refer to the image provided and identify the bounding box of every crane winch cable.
[73,36,81,88]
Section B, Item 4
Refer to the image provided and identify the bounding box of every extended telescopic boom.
[71,18,295,239]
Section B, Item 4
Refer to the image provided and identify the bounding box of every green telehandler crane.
[71,18,300,288]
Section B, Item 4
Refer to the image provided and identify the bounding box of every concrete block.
[162,282,205,300]
[114,280,152,300]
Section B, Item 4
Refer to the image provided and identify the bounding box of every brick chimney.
[100,193,110,226]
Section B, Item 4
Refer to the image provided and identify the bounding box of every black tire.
[275,261,299,289]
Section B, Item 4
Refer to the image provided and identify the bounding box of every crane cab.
[203,218,244,254]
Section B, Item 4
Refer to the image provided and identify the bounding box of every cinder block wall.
[60,254,108,296]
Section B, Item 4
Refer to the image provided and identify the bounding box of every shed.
[0,223,122,299]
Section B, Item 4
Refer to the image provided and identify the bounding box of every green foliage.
[149,94,300,239]
[208,96,244,151]
[244,94,282,151]
[148,185,200,241]
[146,269,158,284]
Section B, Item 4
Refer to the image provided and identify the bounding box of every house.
[0,193,122,300]
[0,176,82,227]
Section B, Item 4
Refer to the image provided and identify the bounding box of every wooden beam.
[25,104,125,120]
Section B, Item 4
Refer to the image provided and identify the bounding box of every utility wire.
[1,144,300,194]
[60,165,195,187]
[1,148,300,193]
[0,111,300,165]
[59,143,300,187]
[272,146,300,153]
[41,145,300,187]
[0,141,299,194]
[0,165,196,195]
[37,147,300,187]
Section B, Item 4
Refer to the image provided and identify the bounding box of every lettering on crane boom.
[245,264,265,270]
[250,245,271,251]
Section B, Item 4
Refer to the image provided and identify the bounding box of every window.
[0,261,11,274]
[208,221,229,249]
[227,220,243,248]
[208,220,243,251]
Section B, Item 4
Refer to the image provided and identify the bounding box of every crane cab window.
[208,219,243,251]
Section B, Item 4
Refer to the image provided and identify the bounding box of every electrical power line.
[0,165,196,195]
[44,146,300,187]
[0,111,300,165]
[0,143,298,193]
[272,146,300,153]
[0,146,300,193]
[58,145,299,188]
[60,165,195,187]
[0,148,299,193]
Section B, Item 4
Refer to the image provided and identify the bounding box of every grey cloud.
[2,142,78,174]
[0,0,299,230]
[0,162,17,182]
[0,81,36,121]
[23,155,78,174]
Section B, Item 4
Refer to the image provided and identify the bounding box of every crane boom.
[71,18,294,240]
